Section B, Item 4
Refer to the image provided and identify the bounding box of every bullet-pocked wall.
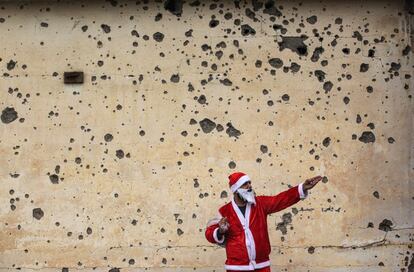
[0,0,413,271]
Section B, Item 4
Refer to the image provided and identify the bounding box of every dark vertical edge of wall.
[405,0,414,45]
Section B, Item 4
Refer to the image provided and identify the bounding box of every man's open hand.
[303,175,323,191]
[218,217,230,234]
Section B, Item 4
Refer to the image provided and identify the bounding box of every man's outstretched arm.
[259,175,322,215]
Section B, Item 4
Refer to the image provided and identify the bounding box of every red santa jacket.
[205,183,307,271]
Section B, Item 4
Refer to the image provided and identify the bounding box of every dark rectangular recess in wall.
[64,72,84,84]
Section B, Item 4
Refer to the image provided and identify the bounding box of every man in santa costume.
[205,172,322,272]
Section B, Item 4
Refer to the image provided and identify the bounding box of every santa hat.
[228,172,251,193]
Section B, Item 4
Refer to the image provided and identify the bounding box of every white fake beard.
[237,188,256,204]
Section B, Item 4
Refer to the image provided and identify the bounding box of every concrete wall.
[0,0,413,271]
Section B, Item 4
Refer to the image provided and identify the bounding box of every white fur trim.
[299,182,308,199]
[213,227,225,244]
[224,260,271,271]
[245,204,256,260]
[254,260,271,269]
[230,175,250,192]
